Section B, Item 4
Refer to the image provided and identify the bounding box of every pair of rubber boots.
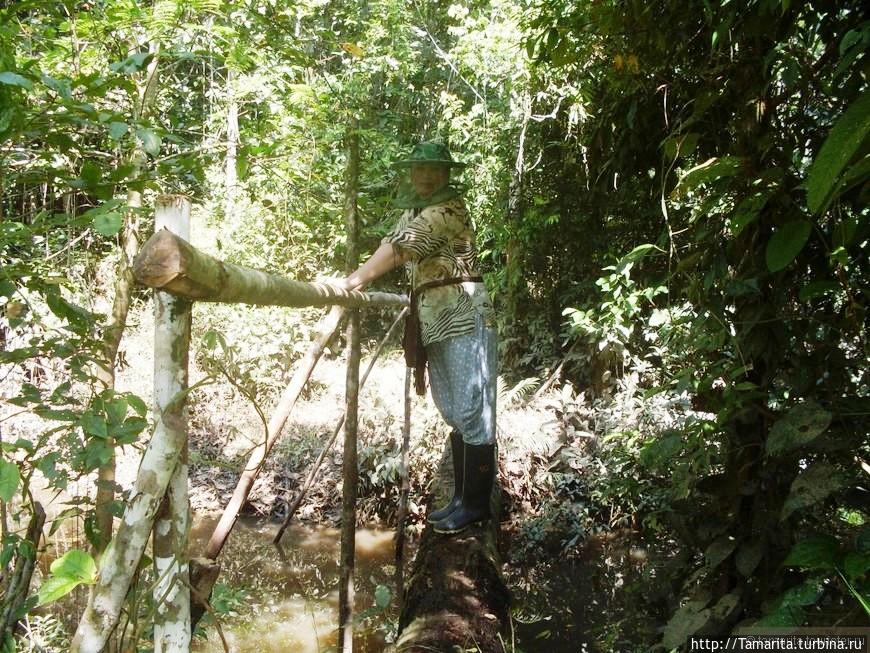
[429,430,495,534]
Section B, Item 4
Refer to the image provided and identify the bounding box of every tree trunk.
[151,196,192,653]
[395,451,510,652]
[133,229,408,309]
[224,69,239,222]
[0,502,45,640]
[339,117,361,653]
[92,41,162,554]
[71,195,192,653]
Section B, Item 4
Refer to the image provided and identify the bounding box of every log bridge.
[70,195,510,653]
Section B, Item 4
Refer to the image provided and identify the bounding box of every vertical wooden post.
[71,194,192,653]
[339,118,360,652]
[152,195,192,652]
[395,367,412,613]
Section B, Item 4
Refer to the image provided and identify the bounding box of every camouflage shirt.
[383,196,495,346]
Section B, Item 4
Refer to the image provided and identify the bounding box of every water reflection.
[190,515,396,653]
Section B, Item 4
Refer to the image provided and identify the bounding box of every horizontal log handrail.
[133,228,409,308]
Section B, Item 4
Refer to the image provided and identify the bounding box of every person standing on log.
[332,141,497,534]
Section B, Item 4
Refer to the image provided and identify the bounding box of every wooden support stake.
[152,195,192,653]
[273,307,408,544]
[203,306,346,561]
[339,117,360,653]
[395,366,412,614]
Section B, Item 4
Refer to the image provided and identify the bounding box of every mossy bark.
[151,196,192,653]
[71,196,192,653]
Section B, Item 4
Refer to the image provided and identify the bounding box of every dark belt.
[403,275,484,395]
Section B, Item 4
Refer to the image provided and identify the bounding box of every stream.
[38,511,655,652]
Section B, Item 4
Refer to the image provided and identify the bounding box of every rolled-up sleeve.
[382,202,465,261]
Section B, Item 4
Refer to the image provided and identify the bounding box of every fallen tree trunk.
[394,449,511,652]
[133,229,408,309]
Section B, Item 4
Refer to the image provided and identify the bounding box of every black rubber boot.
[427,430,464,524]
[432,442,495,534]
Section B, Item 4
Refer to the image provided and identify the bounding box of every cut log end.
[132,229,187,289]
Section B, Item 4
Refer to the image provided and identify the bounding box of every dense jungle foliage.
[1,0,867,650]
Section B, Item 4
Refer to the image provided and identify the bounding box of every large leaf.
[0,460,20,502]
[50,549,97,583]
[662,599,710,649]
[783,534,839,570]
[780,463,847,520]
[36,549,97,607]
[766,401,831,456]
[93,212,123,236]
[673,156,742,197]
[736,539,764,577]
[36,576,81,606]
[136,128,161,156]
[0,71,32,90]
[765,220,812,272]
[844,552,870,580]
[705,535,738,570]
[807,89,870,213]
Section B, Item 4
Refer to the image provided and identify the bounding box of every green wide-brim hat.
[391,141,467,169]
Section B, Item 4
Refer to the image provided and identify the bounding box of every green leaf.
[736,539,765,577]
[109,52,153,74]
[93,212,123,236]
[80,412,108,439]
[705,535,738,570]
[674,156,742,197]
[783,535,839,570]
[105,398,127,425]
[80,161,102,188]
[621,243,657,264]
[799,280,840,302]
[779,576,826,609]
[765,220,812,272]
[662,599,710,649]
[731,190,772,236]
[83,439,113,469]
[639,432,682,469]
[844,552,870,580]
[50,548,96,583]
[0,460,21,502]
[36,576,81,606]
[136,128,161,156]
[374,584,391,609]
[807,89,870,214]
[780,463,847,520]
[45,293,92,332]
[127,394,147,417]
[111,417,147,444]
[0,71,32,90]
[766,401,831,456]
[108,121,128,140]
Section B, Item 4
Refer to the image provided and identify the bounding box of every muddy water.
[189,517,656,653]
[37,509,651,652]
[189,515,399,652]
